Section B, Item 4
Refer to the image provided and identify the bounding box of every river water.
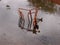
[0,0,60,45]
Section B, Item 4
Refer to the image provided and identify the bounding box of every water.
[0,0,60,45]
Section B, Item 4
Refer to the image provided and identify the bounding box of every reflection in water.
[0,0,60,45]
[28,0,57,13]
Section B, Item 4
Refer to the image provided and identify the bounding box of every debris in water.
[6,5,11,9]
[6,5,10,7]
